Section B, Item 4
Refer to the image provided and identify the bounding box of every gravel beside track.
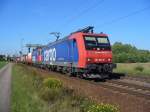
[123,75,150,83]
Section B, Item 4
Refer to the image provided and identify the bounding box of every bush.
[43,78,62,89]
[112,42,150,63]
[39,78,63,102]
[134,66,144,72]
[84,103,119,112]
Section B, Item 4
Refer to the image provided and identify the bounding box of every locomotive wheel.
[62,67,67,74]
[66,67,74,77]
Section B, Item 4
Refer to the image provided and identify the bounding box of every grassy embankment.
[0,61,7,69]
[11,64,119,112]
[114,63,150,76]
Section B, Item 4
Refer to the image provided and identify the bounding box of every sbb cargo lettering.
[44,48,56,62]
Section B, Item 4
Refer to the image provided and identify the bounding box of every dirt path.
[0,63,12,112]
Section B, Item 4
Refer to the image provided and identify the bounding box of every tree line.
[0,55,6,61]
[112,42,150,63]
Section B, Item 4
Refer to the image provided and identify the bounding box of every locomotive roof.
[45,35,69,48]
[44,32,108,48]
[44,26,108,48]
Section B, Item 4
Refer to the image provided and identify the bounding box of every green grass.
[11,64,89,112]
[114,63,150,76]
[11,64,119,112]
[11,64,49,112]
[0,61,7,69]
[11,64,85,112]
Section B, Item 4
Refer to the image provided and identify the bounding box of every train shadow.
[109,73,126,79]
[93,73,126,82]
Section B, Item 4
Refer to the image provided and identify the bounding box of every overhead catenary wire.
[68,0,105,22]
[96,6,150,28]
[60,0,105,28]
[56,1,150,38]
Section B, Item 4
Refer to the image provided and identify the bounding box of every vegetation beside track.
[0,61,7,69]
[114,63,150,76]
[11,64,49,112]
[112,42,150,63]
[11,64,119,112]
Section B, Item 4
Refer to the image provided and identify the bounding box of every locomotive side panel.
[42,39,79,67]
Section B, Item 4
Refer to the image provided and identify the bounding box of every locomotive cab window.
[97,37,109,44]
[84,37,97,47]
[84,36,111,50]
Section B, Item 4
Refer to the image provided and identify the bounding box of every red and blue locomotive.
[31,26,116,78]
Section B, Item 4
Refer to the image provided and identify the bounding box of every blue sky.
[0,0,150,55]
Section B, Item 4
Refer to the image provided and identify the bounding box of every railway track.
[28,65,150,101]
[110,72,150,83]
[108,79,150,91]
[74,72,150,100]
[96,79,150,100]
[122,75,150,83]
[51,70,150,100]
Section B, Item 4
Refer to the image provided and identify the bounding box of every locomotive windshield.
[84,36,111,50]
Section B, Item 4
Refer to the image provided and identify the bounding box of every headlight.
[87,58,92,61]
[95,59,98,61]
[108,58,111,61]
[99,59,102,61]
